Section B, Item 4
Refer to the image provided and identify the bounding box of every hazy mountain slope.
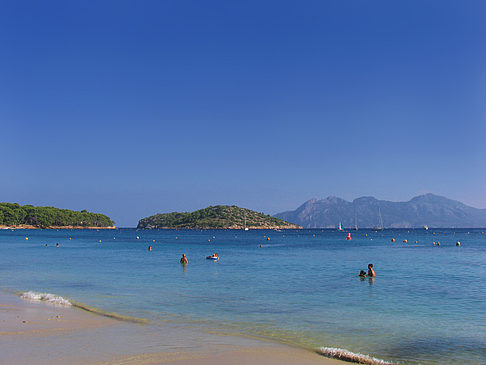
[275,194,486,228]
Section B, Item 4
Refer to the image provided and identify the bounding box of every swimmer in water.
[180,254,188,264]
[359,270,367,277]
[368,263,376,277]
[56,243,59,248]
[148,245,152,251]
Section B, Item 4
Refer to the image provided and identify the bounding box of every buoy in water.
[391,238,396,242]
[267,237,270,241]
[99,240,102,243]
[25,237,28,240]
[456,241,461,246]
[136,236,140,239]
[346,233,351,240]
[403,240,408,243]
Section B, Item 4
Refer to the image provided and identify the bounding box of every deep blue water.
[1,228,485,364]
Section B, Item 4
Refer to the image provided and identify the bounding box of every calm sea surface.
[1,228,485,364]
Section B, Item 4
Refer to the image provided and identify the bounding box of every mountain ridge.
[275,194,486,228]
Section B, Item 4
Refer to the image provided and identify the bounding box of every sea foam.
[20,291,72,307]
[318,347,394,365]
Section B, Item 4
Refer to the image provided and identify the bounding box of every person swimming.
[359,270,367,277]
[368,263,376,277]
[180,254,188,264]
[148,245,152,251]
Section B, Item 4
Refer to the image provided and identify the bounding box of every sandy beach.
[0,225,116,230]
[0,292,343,365]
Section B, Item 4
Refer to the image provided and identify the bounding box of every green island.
[0,203,115,229]
[137,205,301,229]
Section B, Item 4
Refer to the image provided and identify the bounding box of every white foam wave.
[318,347,394,365]
[20,291,72,307]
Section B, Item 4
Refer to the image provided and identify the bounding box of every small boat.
[374,208,384,231]
[424,225,429,230]
[206,255,219,260]
[338,222,344,231]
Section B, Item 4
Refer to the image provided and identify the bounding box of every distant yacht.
[424,225,429,230]
[354,213,358,231]
[338,222,344,231]
[374,208,384,231]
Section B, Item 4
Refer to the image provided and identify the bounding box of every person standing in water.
[180,254,188,264]
[368,263,376,277]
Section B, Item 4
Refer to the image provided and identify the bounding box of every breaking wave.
[318,347,395,364]
[19,291,148,324]
[20,291,72,307]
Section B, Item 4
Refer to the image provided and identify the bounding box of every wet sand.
[0,292,343,365]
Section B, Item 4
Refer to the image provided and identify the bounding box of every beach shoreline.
[0,225,117,230]
[0,291,344,365]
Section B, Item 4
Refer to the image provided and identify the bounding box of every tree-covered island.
[0,203,115,229]
[137,205,301,229]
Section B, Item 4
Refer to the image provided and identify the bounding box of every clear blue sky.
[1,1,485,226]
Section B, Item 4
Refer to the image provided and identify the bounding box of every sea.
[1,228,485,364]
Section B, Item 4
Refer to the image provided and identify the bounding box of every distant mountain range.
[274,194,486,228]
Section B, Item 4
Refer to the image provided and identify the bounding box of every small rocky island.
[0,203,115,229]
[137,205,301,229]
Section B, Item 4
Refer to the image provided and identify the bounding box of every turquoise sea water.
[1,228,485,364]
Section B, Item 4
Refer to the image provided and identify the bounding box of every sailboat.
[374,208,384,231]
[353,213,358,231]
[338,222,344,231]
[244,214,249,231]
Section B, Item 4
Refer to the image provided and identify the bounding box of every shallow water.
[1,228,485,364]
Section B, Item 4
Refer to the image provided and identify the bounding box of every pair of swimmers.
[180,253,219,263]
[359,264,376,278]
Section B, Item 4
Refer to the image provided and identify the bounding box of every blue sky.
[1,0,485,226]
